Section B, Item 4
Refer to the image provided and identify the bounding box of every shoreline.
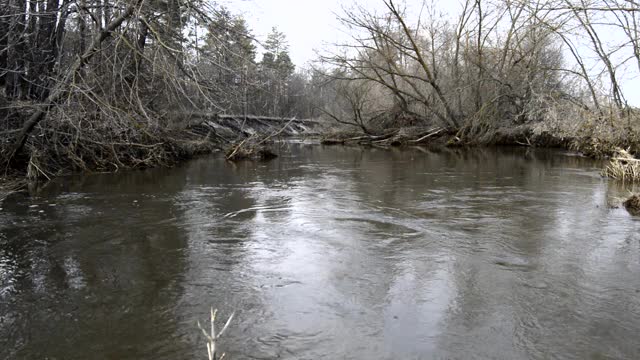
[0,124,636,203]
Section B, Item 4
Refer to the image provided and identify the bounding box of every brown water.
[1,143,640,359]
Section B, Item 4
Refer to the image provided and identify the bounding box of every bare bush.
[317,0,640,152]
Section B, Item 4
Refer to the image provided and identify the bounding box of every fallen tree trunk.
[225,118,295,161]
[328,131,399,144]
[409,128,444,143]
[225,136,278,161]
[321,128,449,147]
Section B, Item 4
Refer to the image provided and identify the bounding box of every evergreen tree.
[259,27,295,116]
[201,8,257,113]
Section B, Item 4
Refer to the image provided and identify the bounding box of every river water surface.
[1,144,640,359]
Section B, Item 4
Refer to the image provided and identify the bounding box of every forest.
[3,2,640,359]
[0,0,321,182]
[1,0,639,184]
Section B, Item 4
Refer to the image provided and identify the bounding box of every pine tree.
[201,8,257,113]
[259,27,295,116]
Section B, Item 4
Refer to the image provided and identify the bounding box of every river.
[1,143,639,359]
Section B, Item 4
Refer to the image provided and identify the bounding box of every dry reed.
[602,148,640,182]
[197,308,235,360]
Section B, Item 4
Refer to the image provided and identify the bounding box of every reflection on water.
[1,144,639,359]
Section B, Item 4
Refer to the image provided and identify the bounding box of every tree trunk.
[7,1,142,164]
[385,0,459,128]
[6,0,27,99]
[0,1,9,90]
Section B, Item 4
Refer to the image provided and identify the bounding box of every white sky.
[221,0,391,66]
[222,0,640,106]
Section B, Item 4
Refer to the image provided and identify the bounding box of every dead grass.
[198,308,235,360]
[568,109,640,158]
[602,148,640,182]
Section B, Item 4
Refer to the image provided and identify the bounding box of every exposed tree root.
[1,112,224,181]
[0,177,27,204]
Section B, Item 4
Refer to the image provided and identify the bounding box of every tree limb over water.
[316,0,640,157]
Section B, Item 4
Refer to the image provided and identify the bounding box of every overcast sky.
[221,0,358,66]
[222,0,463,66]
[222,0,640,105]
